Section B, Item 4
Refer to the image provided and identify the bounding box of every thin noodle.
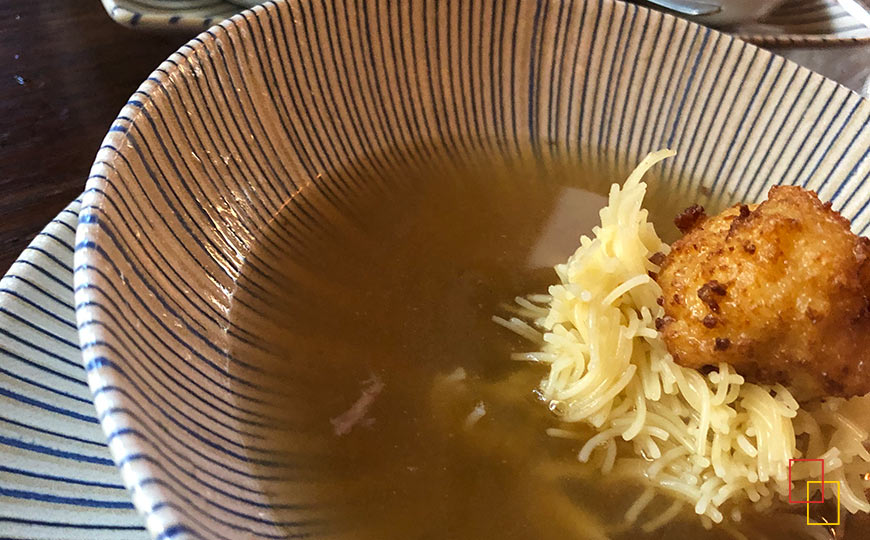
[497,149,870,529]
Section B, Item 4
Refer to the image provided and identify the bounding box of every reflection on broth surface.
[228,153,842,539]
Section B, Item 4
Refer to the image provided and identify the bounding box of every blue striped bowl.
[75,0,870,538]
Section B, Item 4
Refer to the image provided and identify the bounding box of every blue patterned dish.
[73,0,870,538]
[101,0,870,46]
[0,199,148,539]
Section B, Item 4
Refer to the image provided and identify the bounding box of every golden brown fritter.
[656,186,870,399]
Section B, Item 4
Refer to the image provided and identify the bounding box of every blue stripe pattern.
[103,0,238,30]
[101,0,870,46]
[0,1,850,539]
[0,199,148,539]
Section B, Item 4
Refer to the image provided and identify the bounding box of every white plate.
[734,0,870,45]
[100,0,240,30]
[101,0,870,45]
[0,198,147,540]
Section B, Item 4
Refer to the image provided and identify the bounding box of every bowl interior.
[75,0,870,538]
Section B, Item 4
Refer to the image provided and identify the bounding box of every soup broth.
[229,152,842,539]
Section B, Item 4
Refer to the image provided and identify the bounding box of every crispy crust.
[656,186,870,399]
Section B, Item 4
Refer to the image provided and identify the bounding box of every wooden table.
[0,1,184,274]
[1,1,869,274]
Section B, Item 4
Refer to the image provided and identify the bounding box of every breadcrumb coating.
[656,186,870,399]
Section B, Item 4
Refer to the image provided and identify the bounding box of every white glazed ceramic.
[101,0,870,46]
[76,1,870,539]
[0,199,148,539]
[690,0,786,26]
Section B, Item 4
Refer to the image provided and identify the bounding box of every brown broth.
[229,153,841,539]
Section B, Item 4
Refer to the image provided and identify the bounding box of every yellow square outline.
[806,480,840,526]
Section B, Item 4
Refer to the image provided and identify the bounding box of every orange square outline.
[788,458,825,503]
[806,480,840,526]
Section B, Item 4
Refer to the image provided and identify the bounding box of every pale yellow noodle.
[500,149,870,529]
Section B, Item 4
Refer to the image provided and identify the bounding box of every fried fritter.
[656,185,870,399]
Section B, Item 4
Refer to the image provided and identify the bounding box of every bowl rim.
[76,4,283,537]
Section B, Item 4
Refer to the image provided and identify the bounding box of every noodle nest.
[495,150,870,526]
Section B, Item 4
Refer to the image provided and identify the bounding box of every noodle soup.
[229,152,851,539]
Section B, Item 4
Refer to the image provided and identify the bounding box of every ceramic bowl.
[76,0,870,538]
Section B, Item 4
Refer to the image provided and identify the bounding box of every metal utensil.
[644,0,723,16]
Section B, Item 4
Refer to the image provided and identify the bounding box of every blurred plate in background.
[99,0,870,45]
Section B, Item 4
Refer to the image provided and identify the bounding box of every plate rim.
[0,196,149,540]
[99,0,870,45]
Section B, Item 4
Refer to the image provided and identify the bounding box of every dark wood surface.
[0,1,868,275]
[0,1,187,274]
